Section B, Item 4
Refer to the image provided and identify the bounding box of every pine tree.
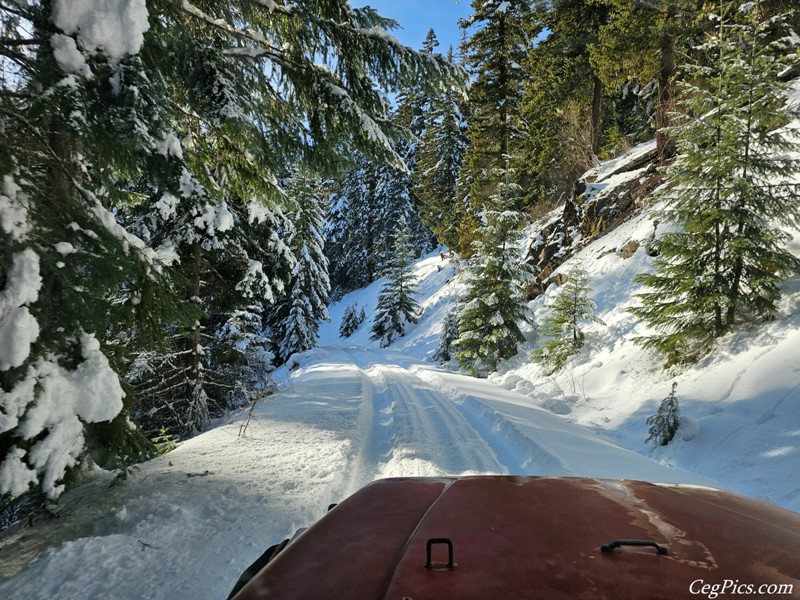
[455,210,535,377]
[631,1,800,364]
[646,382,681,447]
[269,172,331,365]
[370,228,421,348]
[532,267,603,374]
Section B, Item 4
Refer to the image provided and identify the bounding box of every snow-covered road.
[1,347,718,600]
[345,349,507,482]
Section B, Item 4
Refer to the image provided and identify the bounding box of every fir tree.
[631,1,800,364]
[455,210,535,377]
[646,382,681,447]
[459,0,533,215]
[370,228,421,348]
[269,172,331,365]
[532,268,603,374]
[339,303,366,338]
[433,308,461,364]
[415,47,470,253]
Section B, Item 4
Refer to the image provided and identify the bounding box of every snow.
[53,241,75,255]
[0,175,32,241]
[154,132,183,160]
[1,329,124,501]
[193,202,234,236]
[0,250,41,371]
[52,0,149,62]
[49,34,91,77]
[584,139,656,183]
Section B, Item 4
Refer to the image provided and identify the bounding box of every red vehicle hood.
[233,476,800,599]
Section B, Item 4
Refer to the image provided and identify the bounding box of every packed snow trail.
[1,347,716,600]
[343,348,507,487]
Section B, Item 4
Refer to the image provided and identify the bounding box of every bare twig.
[137,540,161,551]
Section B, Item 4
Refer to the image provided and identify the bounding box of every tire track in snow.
[376,364,507,477]
[342,348,507,478]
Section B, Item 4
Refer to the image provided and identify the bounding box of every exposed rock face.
[620,240,640,259]
[524,144,666,299]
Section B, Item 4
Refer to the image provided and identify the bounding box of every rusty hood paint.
[232,477,800,600]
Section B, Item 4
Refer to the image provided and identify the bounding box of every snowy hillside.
[320,225,800,515]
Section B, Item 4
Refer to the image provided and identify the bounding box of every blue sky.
[350,0,472,54]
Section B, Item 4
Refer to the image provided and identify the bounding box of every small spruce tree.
[370,228,421,348]
[646,382,681,447]
[532,267,603,374]
[455,210,535,377]
[339,303,366,338]
[433,308,461,364]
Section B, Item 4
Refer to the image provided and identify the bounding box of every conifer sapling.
[533,267,604,374]
[646,382,681,447]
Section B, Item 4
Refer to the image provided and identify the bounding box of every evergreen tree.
[459,0,533,220]
[415,47,470,253]
[325,144,434,297]
[520,0,614,204]
[372,145,436,262]
[631,1,800,364]
[370,228,421,348]
[532,267,603,374]
[339,303,366,338]
[646,382,680,447]
[455,210,535,377]
[0,0,172,504]
[324,157,377,296]
[433,308,461,364]
[269,172,331,365]
[590,0,699,163]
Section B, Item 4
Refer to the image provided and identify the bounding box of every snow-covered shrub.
[646,382,681,447]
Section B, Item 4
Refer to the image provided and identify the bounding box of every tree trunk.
[656,28,676,162]
[187,241,208,433]
[591,75,603,156]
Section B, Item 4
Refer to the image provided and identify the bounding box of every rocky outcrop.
[524,143,666,298]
